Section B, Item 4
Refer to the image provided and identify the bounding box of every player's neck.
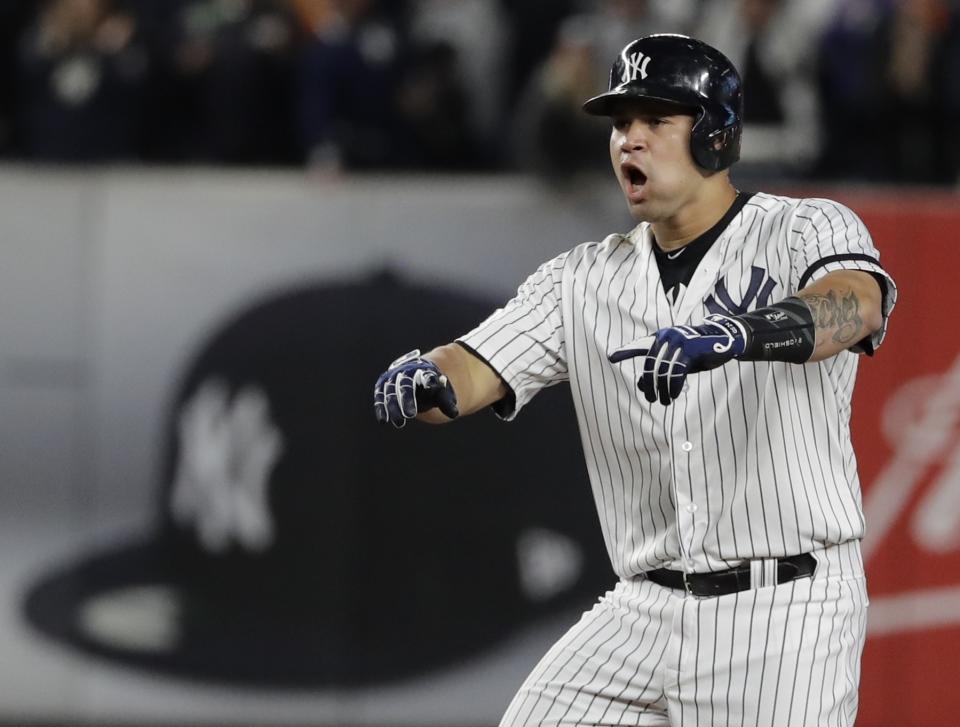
[652,182,738,251]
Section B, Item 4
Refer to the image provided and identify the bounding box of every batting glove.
[608,315,747,405]
[373,349,459,428]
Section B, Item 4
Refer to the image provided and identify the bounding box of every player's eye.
[612,117,630,132]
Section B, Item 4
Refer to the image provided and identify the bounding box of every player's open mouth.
[627,168,646,186]
[622,164,647,198]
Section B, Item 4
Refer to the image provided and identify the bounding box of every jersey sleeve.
[456,252,569,420]
[790,199,898,353]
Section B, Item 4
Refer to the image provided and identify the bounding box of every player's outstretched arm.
[373,343,507,427]
[608,270,884,405]
[421,344,508,421]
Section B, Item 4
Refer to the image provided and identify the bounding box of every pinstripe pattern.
[499,544,867,727]
[501,577,675,726]
[664,566,868,727]
[458,193,897,576]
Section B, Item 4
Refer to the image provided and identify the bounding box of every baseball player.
[374,34,897,726]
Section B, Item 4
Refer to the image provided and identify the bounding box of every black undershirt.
[653,192,754,303]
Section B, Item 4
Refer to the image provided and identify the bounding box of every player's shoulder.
[563,229,635,265]
[750,192,864,226]
[794,196,866,228]
[720,192,797,232]
[744,193,869,242]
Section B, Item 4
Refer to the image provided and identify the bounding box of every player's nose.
[619,121,648,152]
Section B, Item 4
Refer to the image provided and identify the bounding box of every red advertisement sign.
[839,192,960,726]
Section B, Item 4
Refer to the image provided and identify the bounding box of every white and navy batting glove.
[373,349,459,428]
[608,315,748,405]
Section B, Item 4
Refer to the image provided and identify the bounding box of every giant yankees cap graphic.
[22,274,609,686]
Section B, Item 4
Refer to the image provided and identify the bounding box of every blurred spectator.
[818,0,960,184]
[143,0,301,165]
[391,36,479,170]
[406,0,509,166]
[695,0,836,175]
[0,2,34,156]
[16,0,151,162]
[511,0,698,179]
[295,0,405,173]
[3,0,959,182]
[499,0,579,120]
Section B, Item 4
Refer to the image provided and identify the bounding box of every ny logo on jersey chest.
[705,266,778,316]
[620,51,651,83]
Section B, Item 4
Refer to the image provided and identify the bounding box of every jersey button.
[685,503,698,513]
[681,441,693,452]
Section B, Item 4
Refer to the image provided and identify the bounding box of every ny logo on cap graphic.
[621,51,651,83]
[169,379,285,553]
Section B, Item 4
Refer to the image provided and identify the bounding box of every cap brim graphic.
[23,537,392,687]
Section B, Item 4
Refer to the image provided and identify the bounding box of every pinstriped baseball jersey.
[458,192,897,577]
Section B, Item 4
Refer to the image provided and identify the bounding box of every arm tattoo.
[798,289,863,344]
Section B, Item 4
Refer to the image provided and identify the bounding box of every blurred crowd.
[0,0,958,184]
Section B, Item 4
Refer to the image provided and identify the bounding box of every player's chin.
[624,196,656,222]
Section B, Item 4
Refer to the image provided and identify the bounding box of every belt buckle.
[682,572,695,597]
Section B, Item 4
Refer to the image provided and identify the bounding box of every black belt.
[645,553,817,597]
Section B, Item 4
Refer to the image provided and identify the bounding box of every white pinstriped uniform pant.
[500,541,868,727]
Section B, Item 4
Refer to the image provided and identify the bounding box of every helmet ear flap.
[690,109,741,171]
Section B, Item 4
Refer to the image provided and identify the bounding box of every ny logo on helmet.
[621,51,651,83]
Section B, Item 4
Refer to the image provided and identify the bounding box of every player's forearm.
[696,270,883,369]
[795,270,883,362]
[421,343,507,423]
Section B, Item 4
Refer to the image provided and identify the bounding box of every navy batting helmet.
[583,34,743,172]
